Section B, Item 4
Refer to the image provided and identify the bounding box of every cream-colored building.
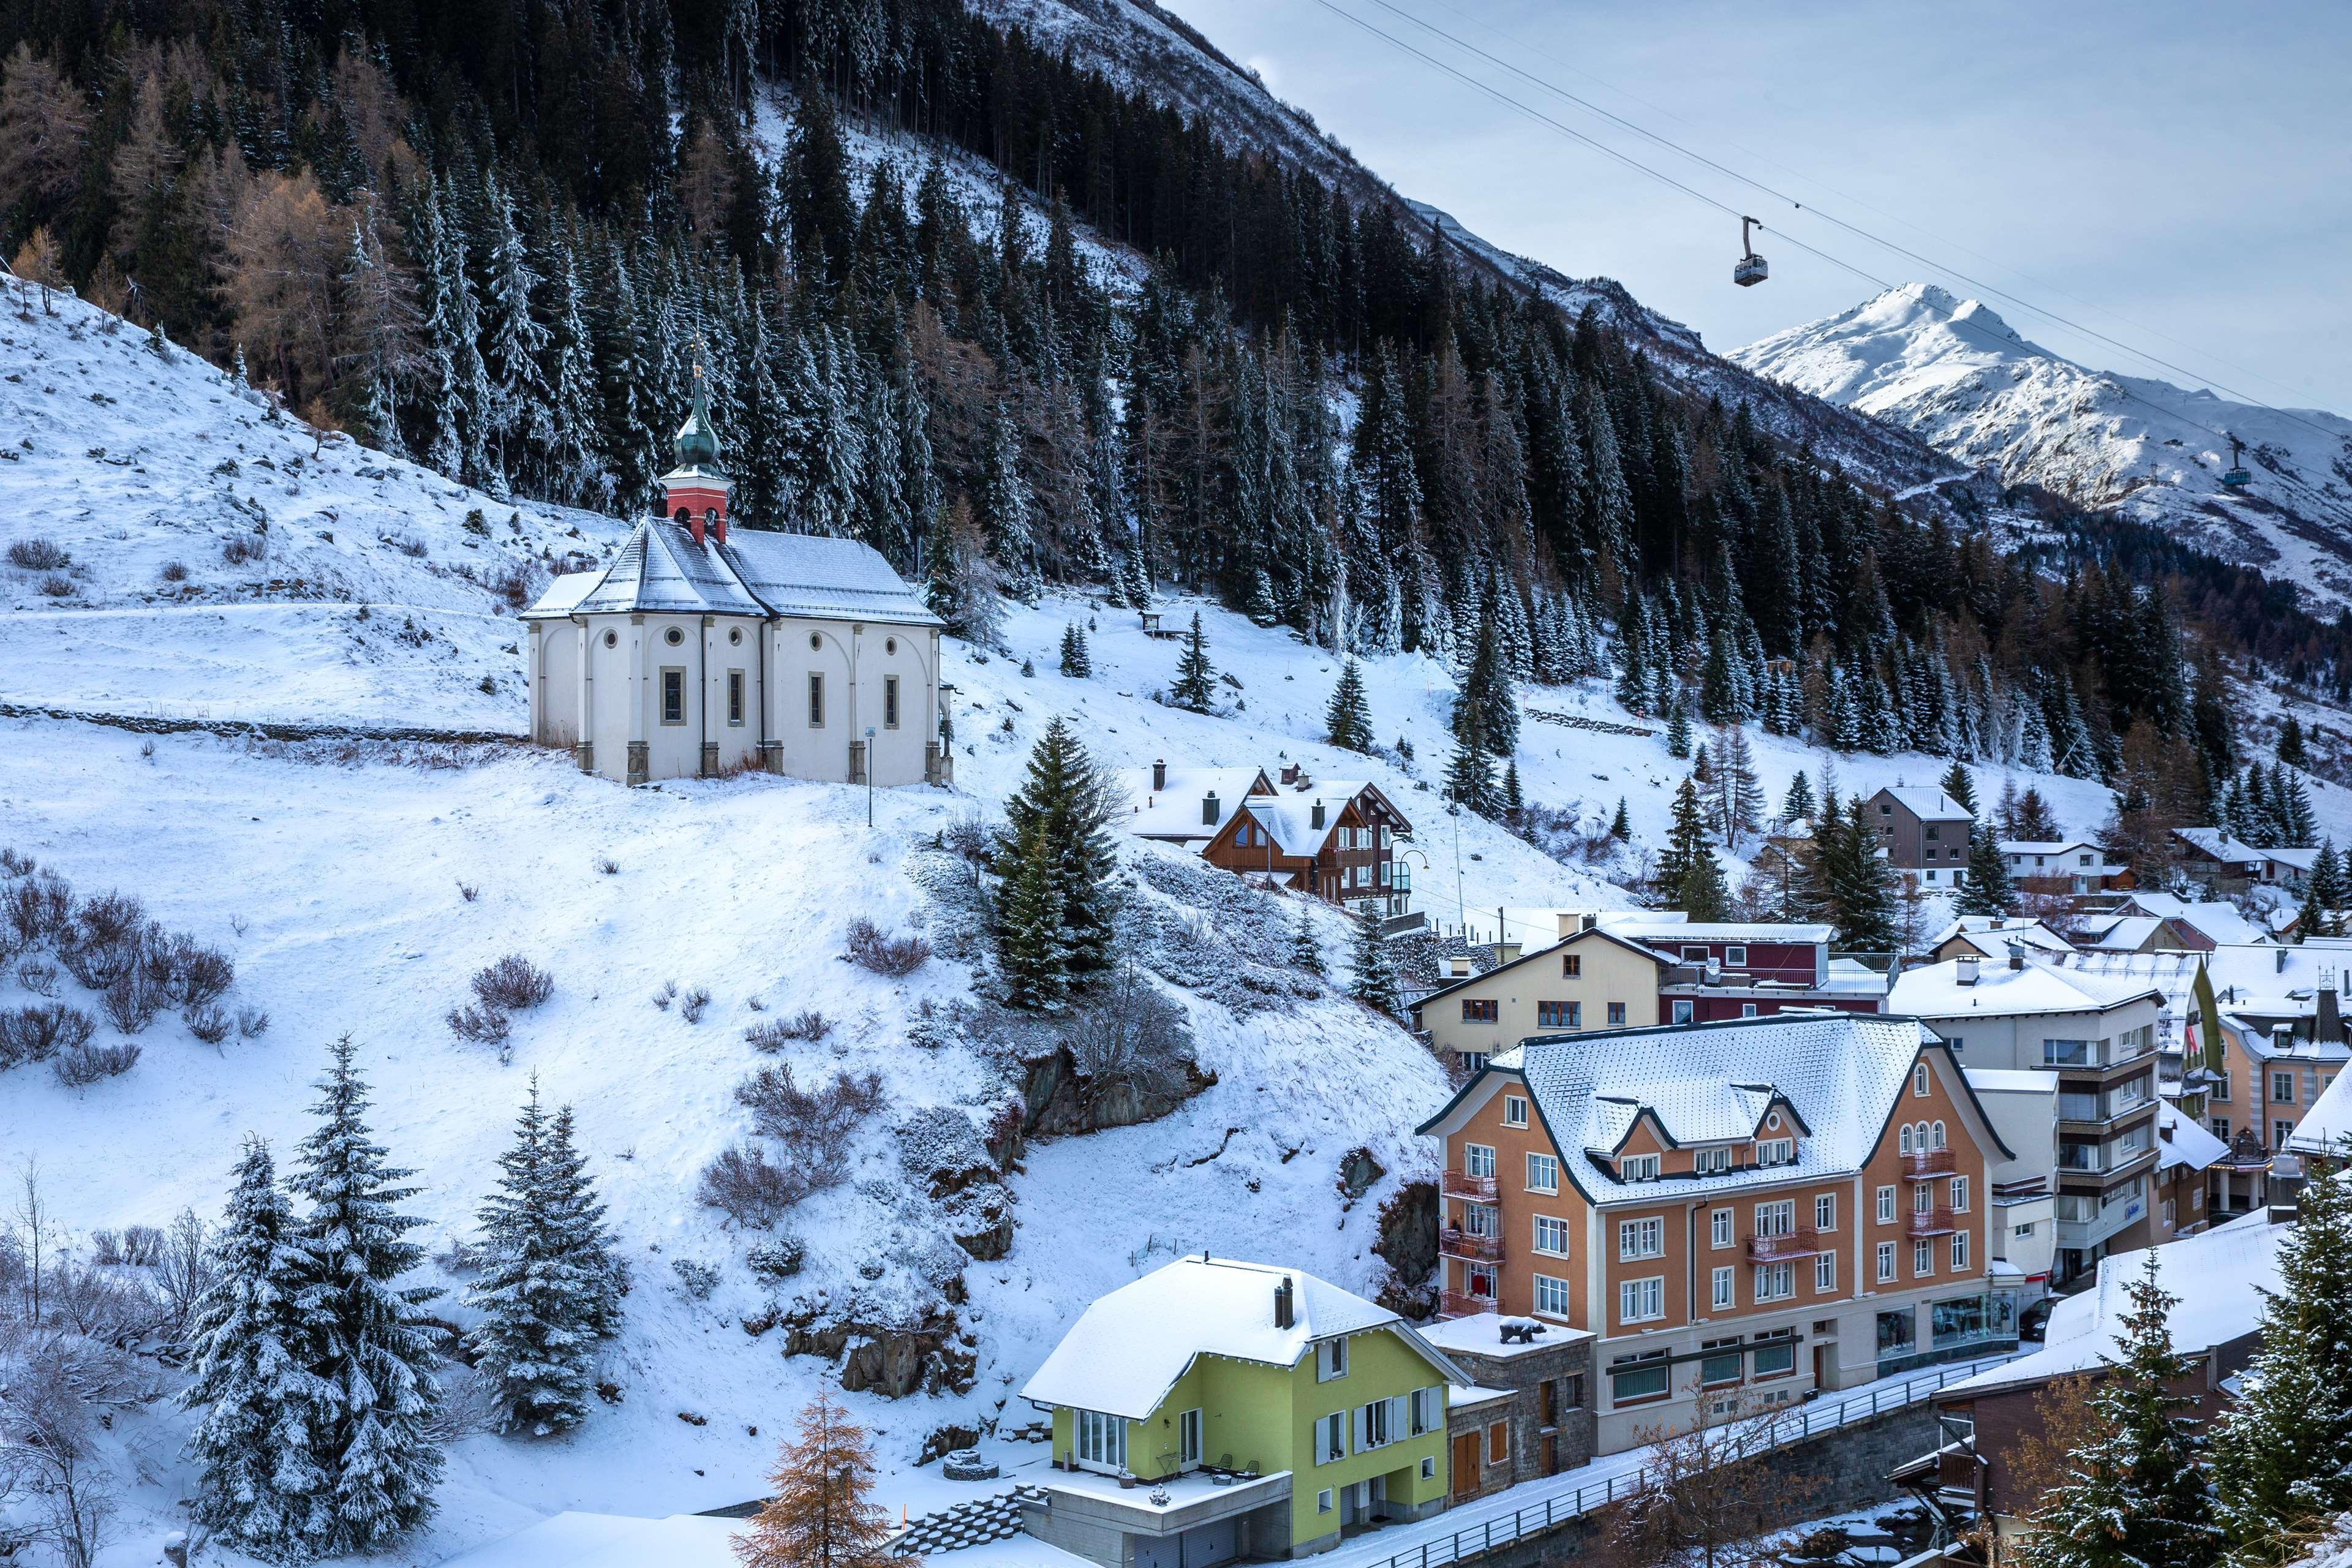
[1408,927,1667,1072]
[522,382,946,788]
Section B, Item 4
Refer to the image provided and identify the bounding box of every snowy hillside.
[1733,284,2352,608]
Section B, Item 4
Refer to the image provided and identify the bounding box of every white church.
[522,376,949,788]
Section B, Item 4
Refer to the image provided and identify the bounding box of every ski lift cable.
[1357,0,2346,440]
[1312,0,2290,458]
[1401,0,2339,413]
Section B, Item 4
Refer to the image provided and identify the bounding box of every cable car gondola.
[2221,435,2251,489]
[1733,216,1768,287]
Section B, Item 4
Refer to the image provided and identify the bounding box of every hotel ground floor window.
[1931,1296,1988,1348]
[1877,1308,1916,1358]
[1610,1352,1670,1406]
[1751,1332,1796,1378]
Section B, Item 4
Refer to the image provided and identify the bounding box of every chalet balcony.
[1441,1289,1499,1319]
[1441,1170,1499,1202]
[1439,1227,1504,1264]
[1906,1205,1958,1238]
[1901,1148,1956,1180]
[1745,1226,1824,1262]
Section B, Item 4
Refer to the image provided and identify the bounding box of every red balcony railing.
[1441,1170,1499,1202]
[1440,1228,1504,1264]
[1441,1289,1498,1319]
[1745,1226,1824,1262]
[1907,1205,1958,1238]
[1901,1147,1956,1180]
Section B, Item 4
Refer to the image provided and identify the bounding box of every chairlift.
[2221,435,2251,490]
[1733,216,1768,287]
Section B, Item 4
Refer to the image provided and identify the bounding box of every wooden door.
[1452,1432,1480,1501]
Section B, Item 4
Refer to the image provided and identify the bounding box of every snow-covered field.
[1734,284,2352,610]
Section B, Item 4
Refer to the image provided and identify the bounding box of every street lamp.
[864,725,877,827]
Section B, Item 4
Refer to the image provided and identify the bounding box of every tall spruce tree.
[1170,612,1216,711]
[288,1035,444,1553]
[181,1135,334,1561]
[1349,906,1401,1017]
[1940,760,1978,817]
[1657,777,1729,921]
[993,829,1067,1010]
[467,1079,622,1437]
[1957,833,2019,918]
[2016,1251,2217,1568]
[1058,624,1092,677]
[1291,903,1326,977]
[1325,660,1373,753]
[996,717,1120,985]
[2207,1147,2352,1551]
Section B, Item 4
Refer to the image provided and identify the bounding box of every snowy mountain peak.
[1734,285,2352,608]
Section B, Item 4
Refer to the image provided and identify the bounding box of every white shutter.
[1351,1406,1366,1453]
[1389,1396,1408,1446]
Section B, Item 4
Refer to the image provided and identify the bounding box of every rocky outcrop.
[780,1303,978,1398]
[1373,1178,1438,1303]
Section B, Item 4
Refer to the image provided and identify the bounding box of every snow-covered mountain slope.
[1732,284,2352,607]
[0,290,627,729]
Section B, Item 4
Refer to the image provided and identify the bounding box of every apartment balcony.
[1901,1147,1956,1180]
[1441,1170,1498,1202]
[1441,1289,1499,1319]
[1439,1227,1504,1264]
[1906,1205,1958,1238]
[1746,1226,1825,1262]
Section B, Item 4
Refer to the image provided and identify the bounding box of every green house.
[1018,1256,1471,1566]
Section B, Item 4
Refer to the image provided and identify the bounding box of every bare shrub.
[446,1001,511,1048]
[0,847,32,876]
[236,1006,270,1039]
[38,572,73,596]
[7,536,69,570]
[491,560,545,609]
[159,560,189,582]
[88,1229,124,1266]
[595,856,620,876]
[734,1065,883,1165]
[650,979,677,1012]
[0,1003,96,1067]
[6,871,75,946]
[696,1144,808,1228]
[58,934,135,990]
[19,958,60,996]
[154,1208,212,1333]
[1061,963,1200,1110]
[168,939,235,1008]
[745,1011,831,1052]
[100,973,158,1035]
[120,1225,164,1267]
[74,891,145,948]
[55,1038,142,1087]
[845,916,930,977]
[472,953,554,1011]
[186,1003,232,1046]
[456,881,480,903]
[221,530,266,565]
[680,986,710,1024]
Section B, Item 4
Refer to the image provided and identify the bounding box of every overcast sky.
[1159,0,2352,413]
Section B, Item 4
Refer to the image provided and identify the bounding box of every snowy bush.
[6,871,74,946]
[37,573,73,596]
[17,959,59,996]
[6,536,69,570]
[1,847,36,877]
[735,1065,883,1162]
[650,978,677,1011]
[446,1001,511,1049]
[186,1003,231,1046]
[745,1011,831,1051]
[220,530,266,565]
[101,971,159,1034]
[158,560,188,582]
[697,1145,807,1229]
[235,1005,270,1039]
[896,1107,997,1198]
[471,954,554,1011]
[745,1237,807,1284]
[680,986,711,1023]
[119,1224,164,1267]
[55,1038,141,1087]
[845,916,930,976]
[0,1002,96,1067]
[670,1258,722,1300]
[1061,965,1198,1109]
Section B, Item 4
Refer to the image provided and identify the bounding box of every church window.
[808,674,826,728]
[660,669,685,725]
[728,627,742,646]
[884,676,901,729]
[665,627,684,647]
[603,630,617,649]
[810,633,823,651]
[728,671,745,726]
[886,638,899,654]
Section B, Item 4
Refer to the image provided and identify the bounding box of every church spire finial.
[674,337,721,469]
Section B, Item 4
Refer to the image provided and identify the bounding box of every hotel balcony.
[1439,1228,1504,1264]
[1906,1204,1958,1238]
[1441,1289,1499,1320]
[1441,1170,1499,1202]
[1901,1148,1956,1180]
[1746,1226,1825,1262]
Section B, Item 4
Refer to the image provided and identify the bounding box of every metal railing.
[1744,1226,1823,1262]
[1440,1230,1504,1264]
[1905,1205,1958,1238]
[1441,1171,1499,1202]
[1348,1353,2021,1568]
[1900,1148,1955,1180]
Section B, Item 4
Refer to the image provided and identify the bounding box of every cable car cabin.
[1734,254,1770,287]
[2222,465,2252,489]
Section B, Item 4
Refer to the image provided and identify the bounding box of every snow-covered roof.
[1415,1311,1595,1358]
[1235,780,1390,857]
[2075,914,2172,952]
[1123,766,1272,841]
[523,517,939,625]
[1872,785,1973,821]
[2157,1101,2229,1172]
[1965,1068,2058,1096]
[1612,919,1834,945]
[2200,940,2352,1003]
[1930,918,2076,959]
[720,530,940,625]
[2170,902,2270,948]
[2174,827,2265,864]
[1019,1256,1466,1422]
[1941,1217,2288,1397]
[1430,1014,1987,1202]
[2290,1066,2352,1156]
[435,1512,745,1568]
[2264,846,2323,873]
[1999,840,2100,858]
[1890,957,2161,1020]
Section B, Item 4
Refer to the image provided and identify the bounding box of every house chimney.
[1958,956,1980,987]
[1153,759,1167,792]
[2007,941,2026,971]
[2278,948,2289,974]
[1704,957,1722,985]
[1274,1276,1295,1329]
[2320,970,2342,1044]
[1203,791,1219,826]
[1311,800,1327,831]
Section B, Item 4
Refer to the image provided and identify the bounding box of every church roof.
[524,519,938,628]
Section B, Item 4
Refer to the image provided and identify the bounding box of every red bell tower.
[660,360,733,546]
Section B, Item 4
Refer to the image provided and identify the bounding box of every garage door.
[1181,1518,1238,1568]
[1136,1534,1181,1568]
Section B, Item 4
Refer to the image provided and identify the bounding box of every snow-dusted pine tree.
[1325,660,1373,753]
[1291,904,1326,978]
[181,1135,333,1562]
[1058,624,1092,677]
[1349,907,1401,1018]
[288,1035,444,1553]
[1170,613,1216,712]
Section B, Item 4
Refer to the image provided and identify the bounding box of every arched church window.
[665,627,684,647]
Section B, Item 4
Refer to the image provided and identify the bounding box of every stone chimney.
[2007,941,2026,971]
[1274,1276,1295,1329]
[1152,760,1166,792]
[1958,955,1980,987]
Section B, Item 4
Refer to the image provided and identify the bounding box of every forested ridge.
[3,0,2345,827]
